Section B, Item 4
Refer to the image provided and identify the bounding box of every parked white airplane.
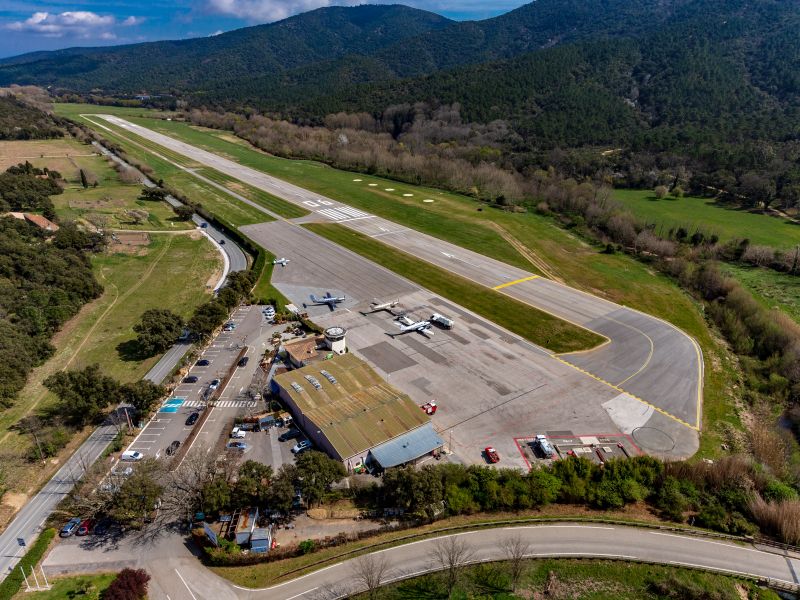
[361,299,399,315]
[388,320,434,338]
[273,258,290,267]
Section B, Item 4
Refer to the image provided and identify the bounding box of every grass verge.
[11,573,116,600]
[304,222,604,353]
[367,558,781,600]
[0,528,55,600]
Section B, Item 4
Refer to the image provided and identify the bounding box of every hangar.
[272,354,443,471]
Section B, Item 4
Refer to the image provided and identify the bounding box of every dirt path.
[487,221,563,282]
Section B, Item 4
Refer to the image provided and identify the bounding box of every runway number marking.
[303,200,319,207]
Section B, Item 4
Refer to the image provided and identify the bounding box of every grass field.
[305,223,604,353]
[613,189,800,249]
[0,136,191,231]
[0,231,219,516]
[722,264,800,322]
[362,559,779,600]
[11,573,116,599]
[58,104,743,457]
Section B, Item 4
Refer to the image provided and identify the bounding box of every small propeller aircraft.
[388,320,434,338]
[306,292,346,311]
[360,299,399,315]
[273,258,290,267]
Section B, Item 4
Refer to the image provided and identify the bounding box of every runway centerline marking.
[493,275,540,290]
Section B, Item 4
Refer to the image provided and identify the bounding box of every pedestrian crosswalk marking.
[182,399,256,408]
[318,206,370,221]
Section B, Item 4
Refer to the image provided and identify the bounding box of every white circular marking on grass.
[384,188,395,192]
[368,183,378,187]
[353,178,362,182]
[423,199,434,203]
[403,193,414,197]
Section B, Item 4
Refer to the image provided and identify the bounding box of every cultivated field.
[613,188,800,249]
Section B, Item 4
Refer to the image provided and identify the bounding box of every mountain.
[0,4,453,92]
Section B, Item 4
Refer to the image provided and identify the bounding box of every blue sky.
[0,1,530,58]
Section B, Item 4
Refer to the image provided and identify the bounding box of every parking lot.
[123,305,275,463]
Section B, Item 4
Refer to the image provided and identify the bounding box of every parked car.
[166,440,181,456]
[226,441,248,451]
[185,412,200,426]
[484,447,500,463]
[200,222,208,228]
[209,379,220,390]
[60,517,81,537]
[77,519,94,536]
[120,450,143,461]
[279,429,301,442]
[230,427,246,439]
[196,359,210,367]
[183,375,198,384]
[534,434,555,458]
[237,356,249,367]
[93,518,113,535]
[291,440,312,454]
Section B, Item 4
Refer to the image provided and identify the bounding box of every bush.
[299,539,316,555]
[102,568,149,600]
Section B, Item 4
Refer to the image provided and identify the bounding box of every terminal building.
[272,354,443,472]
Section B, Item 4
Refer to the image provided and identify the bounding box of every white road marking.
[174,570,198,600]
[650,531,765,554]
[286,588,319,600]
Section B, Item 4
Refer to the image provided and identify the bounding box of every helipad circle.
[631,426,675,452]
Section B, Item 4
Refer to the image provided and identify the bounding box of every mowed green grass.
[14,573,117,599]
[304,223,604,353]
[367,559,780,600]
[613,188,800,249]
[61,104,742,456]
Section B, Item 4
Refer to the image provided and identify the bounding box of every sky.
[0,1,530,58]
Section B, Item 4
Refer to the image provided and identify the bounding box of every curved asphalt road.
[145,525,799,599]
[93,115,703,448]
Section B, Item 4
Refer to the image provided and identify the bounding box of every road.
[94,115,701,446]
[40,523,800,599]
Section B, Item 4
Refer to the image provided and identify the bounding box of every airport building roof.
[368,423,443,469]
[273,354,429,460]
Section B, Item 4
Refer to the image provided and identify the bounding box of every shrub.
[299,539,316,555]
[102,568,149,600]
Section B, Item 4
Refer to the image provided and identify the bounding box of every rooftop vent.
[290,382,303,393]
[304,375,322,390]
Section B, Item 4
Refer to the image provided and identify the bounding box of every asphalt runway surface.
[96,115,702,447]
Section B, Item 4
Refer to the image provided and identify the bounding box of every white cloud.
[210,30,224,36]
[205,0,362,23]
[6,11,143,39]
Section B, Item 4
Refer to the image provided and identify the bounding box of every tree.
[103,568,150,600]
[119,380,164,414]
[295,451,346,506]
[112,459,164,527]
[233,460,273,507]
[500,533,530,591]
[429,536,475,597]
[173,204,194,220]
[79,168,88,189]
[351,553,390,600]
[188,301,228,339]
[266,464,297,512]
[133,309,184,356]
[138,187,167,202]
[44,364,119,425]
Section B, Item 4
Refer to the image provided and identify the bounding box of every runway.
[94,114,703,452]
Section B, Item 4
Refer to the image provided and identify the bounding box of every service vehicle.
[421,400,437,415]
[230,427,246,439]
[534,434,555,458]
[291,440,312,454]
[430,313,455,329]
[484,446,500,463]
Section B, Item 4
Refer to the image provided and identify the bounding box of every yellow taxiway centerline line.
[493,275,540,290]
